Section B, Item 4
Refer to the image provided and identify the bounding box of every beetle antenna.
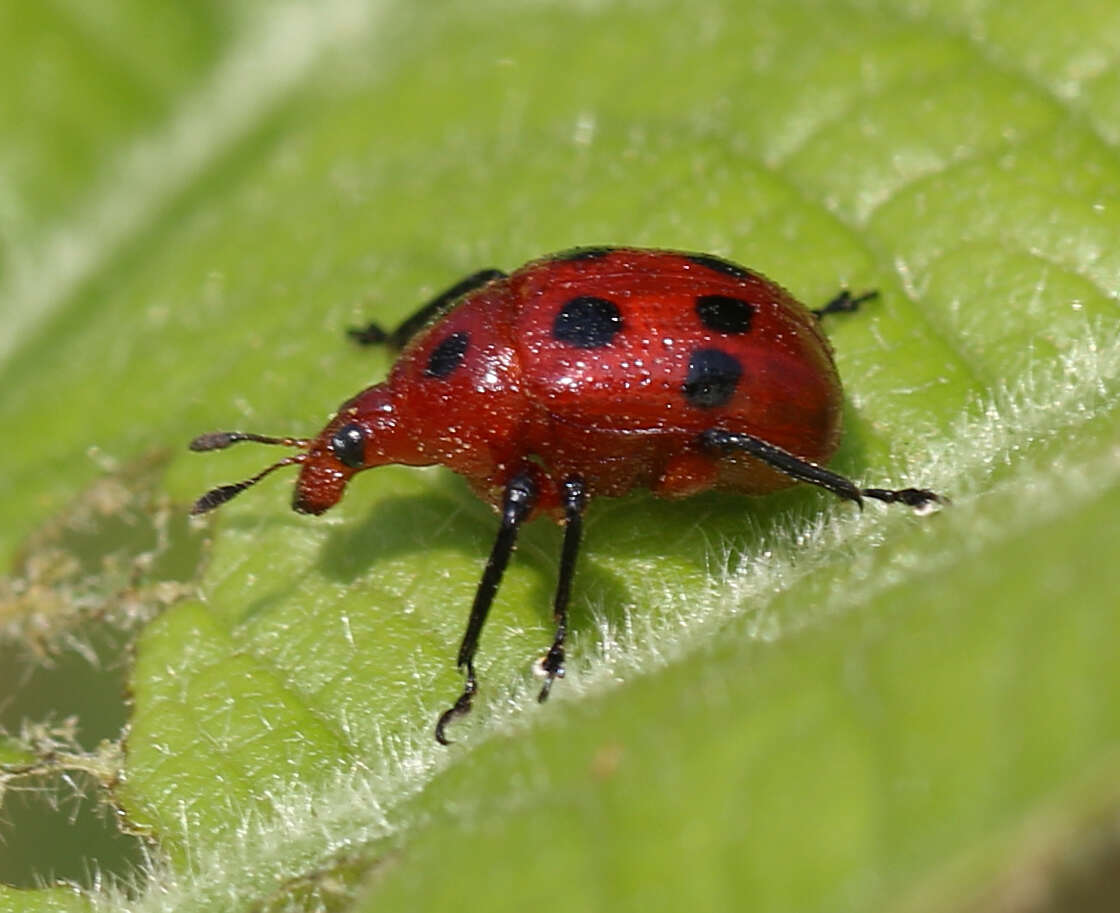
[191,454,307,515]
[190,432,311,451]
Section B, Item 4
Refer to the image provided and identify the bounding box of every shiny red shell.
[294,247,842,517]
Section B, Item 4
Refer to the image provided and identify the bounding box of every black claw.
[537,645,566,703]
[435,678,477,746]
[434,708,456,746]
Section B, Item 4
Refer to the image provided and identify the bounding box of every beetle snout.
[293,458,351,515]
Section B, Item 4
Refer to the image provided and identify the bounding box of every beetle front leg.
[349,268,507,348]
[435,468,538,745]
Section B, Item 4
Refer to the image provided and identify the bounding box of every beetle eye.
[330,423,365,468]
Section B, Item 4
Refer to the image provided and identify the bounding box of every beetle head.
[190,387,395,517]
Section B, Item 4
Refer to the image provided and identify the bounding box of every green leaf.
[0,886,93,913]
[0,737,35,770]
[2,0,1119,910]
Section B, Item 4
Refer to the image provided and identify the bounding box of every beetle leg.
[349,268,507,348]
[699,430,943,510]
[812,288,878,319]
[435,468,538,745]
[538,475,587,703]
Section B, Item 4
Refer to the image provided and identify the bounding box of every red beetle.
[190,247,942,743]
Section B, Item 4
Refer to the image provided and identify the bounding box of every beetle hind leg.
[699,429,943,510]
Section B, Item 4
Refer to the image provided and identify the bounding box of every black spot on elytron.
[551,246,617,262]
[683,349,743,408]
[331,422,366,468]
[686,254,755,282]
[426,331,470,378]
[695,294,755,334]
[552,296,623,348]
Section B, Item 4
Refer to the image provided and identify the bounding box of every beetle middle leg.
[537,475,587,703]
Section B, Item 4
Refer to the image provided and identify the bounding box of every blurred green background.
[2,1,1120,911]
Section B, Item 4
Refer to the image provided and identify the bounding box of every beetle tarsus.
[812,288,878,319]
[861,487,945,509]
[435,669,477,745]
